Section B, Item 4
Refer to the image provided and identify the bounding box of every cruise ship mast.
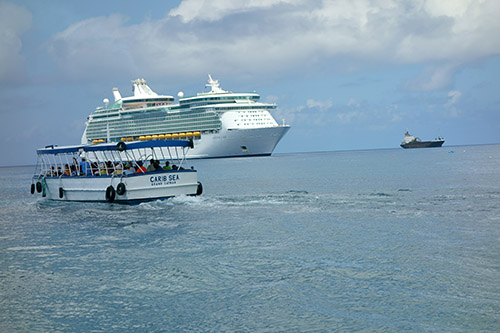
[205,74,227,94]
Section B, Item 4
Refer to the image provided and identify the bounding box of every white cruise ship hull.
[82,125,290,160]
[187,126,290,159]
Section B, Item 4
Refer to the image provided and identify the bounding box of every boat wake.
[31,187,500,228]
[143,188,500,220]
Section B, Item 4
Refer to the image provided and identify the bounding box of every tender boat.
[400,130,445,149]
[31,139,203,203]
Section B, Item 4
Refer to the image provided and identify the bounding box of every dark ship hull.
[400,140,445,149]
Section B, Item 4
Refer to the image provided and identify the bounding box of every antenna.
[205,74,225,93]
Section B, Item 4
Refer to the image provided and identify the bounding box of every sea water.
[1,145,499,331]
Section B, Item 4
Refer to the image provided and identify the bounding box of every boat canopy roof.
[37,139,192,155]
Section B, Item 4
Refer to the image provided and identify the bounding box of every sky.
[1,0,500,166]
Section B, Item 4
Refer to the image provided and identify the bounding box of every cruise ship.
[81,76,290,158]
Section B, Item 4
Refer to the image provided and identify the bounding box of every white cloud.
[405,63,459,91]
[444,90,462,117]
[447,90,462,105]
[336,110,361,124]
[282,97,366,126]
[306,98,333,110]
[347,98,360,108]
[424,0,481,19]
[388,104,402,122]
[168,0,303,23]
[0,1,32,83]
[45,0,500,88]
[275,97,334,126]
[47,15,139,79]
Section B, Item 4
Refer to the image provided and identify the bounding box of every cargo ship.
[400,130,445,149]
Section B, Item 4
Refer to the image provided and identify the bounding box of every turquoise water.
[1,145,500,331]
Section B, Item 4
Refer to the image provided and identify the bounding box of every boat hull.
[82,125,290,159]
[187,126,290,158]
[400,140,445,149]
[41,170,199,203]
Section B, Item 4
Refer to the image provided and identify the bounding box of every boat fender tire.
[59,187,64,199]
[116,182,126,195]
[116,142,126,152]
[31,183,35,194]
[106,185,116,202]
[196,182,203,196]
[36,181,42,193]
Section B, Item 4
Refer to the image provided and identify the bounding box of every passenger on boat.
[64,164,71,176]
[147,159,156,172]
[79,158,91,176]
[136,161,147,173]
[106,161,114,175]
[99,163,107,175]
[113,163,123,175]
[163,161,172,170]
[123,164,134,175]
[154,160,161,171]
